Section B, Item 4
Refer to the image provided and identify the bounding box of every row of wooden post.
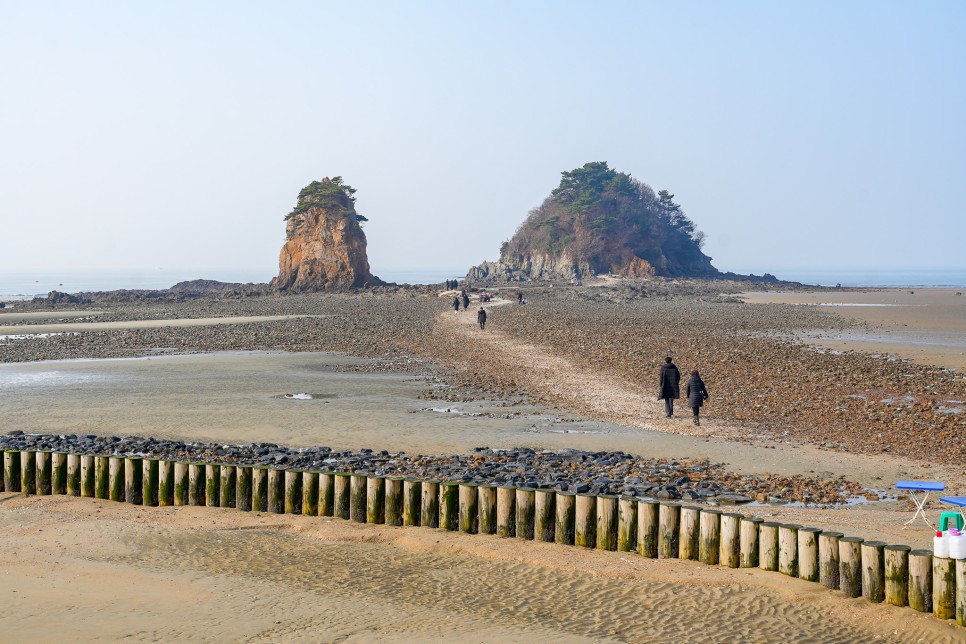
[2,448,964,625]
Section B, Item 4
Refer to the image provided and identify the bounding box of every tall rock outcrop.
[271,177,380,292]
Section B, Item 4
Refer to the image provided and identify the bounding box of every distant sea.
[1,267,964,301]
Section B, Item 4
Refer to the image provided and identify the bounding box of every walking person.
[453,296,461,314]
[462,293,470,312]
[477,307,487,330]
[685,370,710,426]
[658,357,681,418]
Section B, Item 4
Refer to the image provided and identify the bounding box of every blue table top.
[896,480,945,491]
[940,496,966,506]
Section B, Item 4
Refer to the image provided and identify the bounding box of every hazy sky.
[1,1,963,281]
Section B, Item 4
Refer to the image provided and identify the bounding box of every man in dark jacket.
[658,357,681,418]
[477,307,487,330]
[685,370,710,426]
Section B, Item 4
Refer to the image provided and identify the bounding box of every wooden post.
[798,527,821,582]
[440,482,459,531]
[658,502,680,559]
[219,464,236,509]
[235,466,252,511]
[67,453,81,496]
[860,541,886,603]
[496,485,515,537]
[108,456,124,502]
[555,491,575,546]
[759,521,779,571]
[575,494,596,548]
[908,549,932,613]
[679,506,701,561]
[698,510,721,565]
[458,483,479,533]
[420,480,439,528]
[173,462,189,506]
[535,489,555,543]
[158,460,174,506]
[617,497,637,552]
[884,544,910,607]
[3,450,21,492]
[819,531,842,589]
[637,499,658,558]
[204,464,220,508]
[477,484,496,534]
[385,477,403,526]
[36,452,52,495]
[188,463,204,506]
[720,513,741,568]
[403,478,422,526]
[956,559,966,627]
[839,536,863,598]
[252,467,269,512]
[80,454,95,498]
[268,468,285,514]
[515,487,536,540]
[52,452,66,495]
[596,495,619,552]
[302,471,319,516]
[349,472,368,523]
[141,459,159,507]
[366,475,385,524]
[778,524,799,577]
[739,517,762,568]
[318,473,335,517]
[933,556,955,620]
[285,468,304,513]
[0,450,3,492]
[124,457,143,505]
[20,451,36,495]
[333,473,351,519]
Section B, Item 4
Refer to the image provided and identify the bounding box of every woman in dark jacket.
[658,357,681,418]
[685,370,710,426]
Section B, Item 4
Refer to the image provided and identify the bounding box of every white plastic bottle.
[934,531,950,558]
[949,529,966,560]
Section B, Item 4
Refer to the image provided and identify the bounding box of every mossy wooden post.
[575,494,596,548]
[798,527,821,582]
[204,464,220,508]
[80,454,95,498]
[617,497,637,552]
[4,450,21,492]
[235,466,252,511]
[933,556,955,620]
[819,531,842,589]
[420,480,439,528]
[477,484,496,534]
[173,462,189,506]
[99,455,114,500]
[252,467,269,513]
[301,471,318,516]
[20,451,36,496]
[458,483,479,533]
[385,477,403,526]
[158,460,174,506]
[778,524,799,577]
[366,475,385,525]
[220,465,236,509]
[0,450,3,492]
[333,473,351,519]
[720,513,741,568]
[596,495,619,552]
[403,478,421,527]
[679,506,701,561]
[496,485,515,537]
[698,510,721,565]
[125,457,143,505]
[318,473,335,517]
[515,487,535,540]
[349,472,368,523]
[860,541,886,603]
[268,468,285,514]
[839,536,863,598]
[637,499,658,558]
[759,521,779,571]
[440,481,459,531]
[52,452,67,495]
[36,451,52,495]
[909,549,932,613]
[188,463,205,506]
[283,469,302,515]
[555,491,575,546]
[884,544,910,607]
[67,453,81,496]
[955,559,966,626]
[658,502,680,559]
[142,459,159,507]
[739,517,762,568]
[535,489,555,543]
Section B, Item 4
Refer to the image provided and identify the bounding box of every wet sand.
[0,314,325,336]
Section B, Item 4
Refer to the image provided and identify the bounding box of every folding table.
[938,496,966,531]
[896,480,945,530]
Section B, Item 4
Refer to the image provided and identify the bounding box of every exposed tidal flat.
[1,279,964,641]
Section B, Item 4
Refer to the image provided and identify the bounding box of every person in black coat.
[462,293,470,311]
[477,307,487,330]
[453,296,460,314]
[685,370,710,426]
[658,357,681,418]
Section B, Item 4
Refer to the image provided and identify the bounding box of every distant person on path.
[517,291,524,304]
[658,356,681,418]
[460,287,467,299]
[685,370,710,426]
[477,307,487,330]
[462,293,470,311]
[453,296,461,314]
